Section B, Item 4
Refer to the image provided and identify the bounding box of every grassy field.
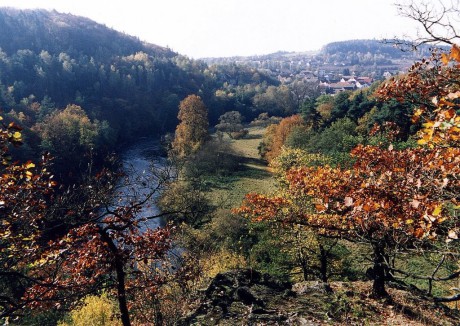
[207,126,277,210]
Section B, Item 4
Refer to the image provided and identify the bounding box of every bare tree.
[395,0,460,48]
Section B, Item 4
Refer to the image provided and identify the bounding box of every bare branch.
[396,0,460,48]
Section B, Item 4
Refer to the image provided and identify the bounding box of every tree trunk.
[318,244,328,283]
[298,247,309,281]
[99,230,131,326]
[371,242,388,298]
[115,257,131,326]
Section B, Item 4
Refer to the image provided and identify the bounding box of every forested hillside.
[0,8,281,181]
[0,8,202,136]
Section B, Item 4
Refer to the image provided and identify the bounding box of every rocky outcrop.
[179,269,305,325]
[179,270,460,325]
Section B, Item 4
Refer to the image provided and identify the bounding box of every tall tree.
[171,95,209,158]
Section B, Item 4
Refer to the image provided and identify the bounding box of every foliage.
[249,112,282,127]
[259,114,306,162]
[253,85,297,116]
[158,180,212,228]
[200,249,247,279]
[1,117,177,326]
[33,104,102,179]
[239,141,459,297]
[171,95,209,158]
[58,293,121,326]
[239,47,460,296]
[215,110,246,139]
[183,138,242,180]
[270,147,331,183]
[0,116,56,319]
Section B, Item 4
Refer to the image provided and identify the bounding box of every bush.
[58,293,120,326]
[230,129,248,139]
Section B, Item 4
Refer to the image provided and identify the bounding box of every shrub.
[58,293,120,326]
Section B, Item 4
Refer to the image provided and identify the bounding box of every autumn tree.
[23,164,174,326]
[32,104,107,182]
[34,104,98,154]
[1,115,175,325]
[239,46,460,298]
[0,116,56,319]
[239,144,459,297]
[259,114,306,162]
[171,95,209,158]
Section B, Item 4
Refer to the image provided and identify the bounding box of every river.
[117,138,169,231]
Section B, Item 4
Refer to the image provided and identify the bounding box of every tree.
[24,165,173,326]
[259,114,306,162]
[215,111,246,139]
[1,116,175,325]
[239,143,459,297]
[253,85,297,116]
[0,116,56,319]
[33,104,100,181]
[289,80,321,111]
[171,95,209,158]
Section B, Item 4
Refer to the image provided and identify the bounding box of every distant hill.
[201,39,446,82]
[0,8,208,140]
[320,39,443,61]
[0,8,173,58]
[322,39,409,58]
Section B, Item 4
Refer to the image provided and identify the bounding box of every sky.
[0,0,422,58]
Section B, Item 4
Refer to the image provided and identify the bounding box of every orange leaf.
[315,203,327,212]
[450,44,460,62]
[441,53,450,65]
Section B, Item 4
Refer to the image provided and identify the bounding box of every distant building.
[327,81,357,94]
[383,71,392,79]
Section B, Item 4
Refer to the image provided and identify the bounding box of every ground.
[181,269,460,325]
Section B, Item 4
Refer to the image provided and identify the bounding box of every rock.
[292,281,332,295]
[179,269,292,325]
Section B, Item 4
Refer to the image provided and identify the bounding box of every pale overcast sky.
[0,0,422,58]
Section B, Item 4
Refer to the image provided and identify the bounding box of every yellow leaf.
[24,162,35,169]
[406,219,414,224]
[414,108,424,116]
[12,131,21,139]
[417,139,427,145]
[423,121,434,128]
[432,204,442,217]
